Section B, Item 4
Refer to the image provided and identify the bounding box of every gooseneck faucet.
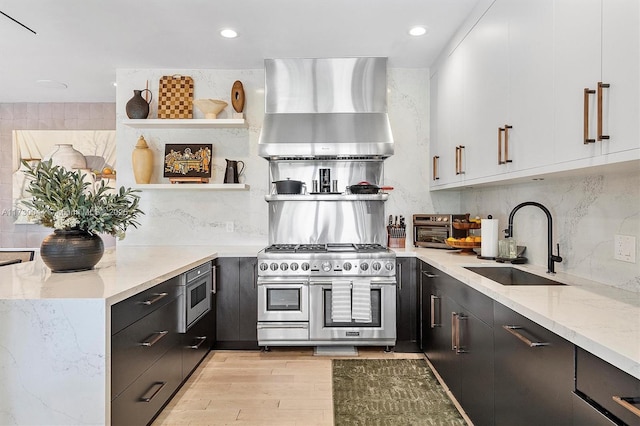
[505,201,563,274]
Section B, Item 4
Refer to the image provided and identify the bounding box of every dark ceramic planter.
[40,229,104,273]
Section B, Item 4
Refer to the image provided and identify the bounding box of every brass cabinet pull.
[597,82,610,141]
[187,336,207,349]
[498,126,512,164]
[584,88,596,144]
[140,330,168,347]
[502,325,549,347]
[612,396,640,418]
[504,125,513,163]
[432,156,440,180]
[455,145,465,175]
[430,294,441,328]
[139,381,166,402]
[138,292,168,306]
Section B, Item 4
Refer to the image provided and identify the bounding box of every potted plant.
[21,159,144,272]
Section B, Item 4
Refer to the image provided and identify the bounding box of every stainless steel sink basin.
[465,266,567,286]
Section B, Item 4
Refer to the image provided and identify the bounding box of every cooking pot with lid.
[273,178,305,194]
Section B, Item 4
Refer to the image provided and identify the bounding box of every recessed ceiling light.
[35,79,68,89]
[112,82,117,87]
[220,28,238,38]
[409,26,428,36]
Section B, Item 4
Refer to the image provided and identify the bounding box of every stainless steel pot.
[273,178,305,194]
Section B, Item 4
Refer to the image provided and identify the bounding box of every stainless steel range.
[257,243,397,349]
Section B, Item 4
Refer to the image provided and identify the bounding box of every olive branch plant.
[20,160,144,240]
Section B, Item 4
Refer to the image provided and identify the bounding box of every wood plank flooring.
[152,347,425,426]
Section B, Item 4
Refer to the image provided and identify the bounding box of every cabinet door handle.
[140,330,168,347]
[139,381,166,402]
[187,336,207,349]
[456,314,468,354]
[502,325,549,347]
[504,125,513,164]
[612,396,640,418]
[498,127,505,164]
[211,265,217,294]
[455,145,465,175]
[451,312,458,350]
[432,156,440,181]
[430,295,441,328]
[584,88,596,144]
[396,262,403,291]
[138,292,168,306]
[597,82,610,141]
[422,271,438,278]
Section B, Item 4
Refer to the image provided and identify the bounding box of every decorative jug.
[223,159,245,184]
[126,89,152,119]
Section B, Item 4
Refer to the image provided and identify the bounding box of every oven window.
[416,226,449,244]
[267,288,301,311]
[323,289,382,327]
[190,281,207,308]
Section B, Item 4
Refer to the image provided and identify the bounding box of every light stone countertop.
[395,247,640,381]
[0,245,264,305]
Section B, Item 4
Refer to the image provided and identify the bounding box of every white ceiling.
[0,0,480,103]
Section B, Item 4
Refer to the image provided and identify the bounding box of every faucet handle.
[551,243,563,263]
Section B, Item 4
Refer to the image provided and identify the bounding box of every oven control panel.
[257,258,396,277]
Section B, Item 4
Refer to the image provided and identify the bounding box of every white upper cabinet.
[600,0,639,157]
[430,0,639,190]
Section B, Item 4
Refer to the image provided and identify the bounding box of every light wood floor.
[152,347,425,426]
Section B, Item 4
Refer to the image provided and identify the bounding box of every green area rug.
[333,359,467,426]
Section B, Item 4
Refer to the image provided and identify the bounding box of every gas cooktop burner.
[264,243,388,253]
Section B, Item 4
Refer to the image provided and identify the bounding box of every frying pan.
[347,181,394,194]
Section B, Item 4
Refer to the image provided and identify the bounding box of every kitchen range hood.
[258,57,394,160]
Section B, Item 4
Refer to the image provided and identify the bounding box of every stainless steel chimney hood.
[258,57,394,160]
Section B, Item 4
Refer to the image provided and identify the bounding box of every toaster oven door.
[414,225,451,248]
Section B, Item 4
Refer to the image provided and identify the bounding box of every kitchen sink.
[464,266,567,286]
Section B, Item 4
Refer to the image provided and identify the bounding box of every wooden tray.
[445,239,481,254]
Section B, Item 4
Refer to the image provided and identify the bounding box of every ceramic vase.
[40,229,104,273]
[46,144,87,170]
[126,89,152,119]
[132,135,153,184]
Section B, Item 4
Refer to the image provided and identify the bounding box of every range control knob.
[372,261,381,271]
[385,262,395,271]
[259,262,269,271]
[290,262,299,271]
[270,262,278,271]
[301,262,310,271]
[343,262,352,271]
[280,262,289,271]
[360,262,369,271]
[321,261,332,272]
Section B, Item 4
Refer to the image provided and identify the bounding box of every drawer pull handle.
[502,325,549,347]
[139,292,168,306]
[430,295,441,328]
[612,396,640,418]
[597,82,610,141]
[188,336,207,349]
[139,381,166,402]
[140,330,168,347]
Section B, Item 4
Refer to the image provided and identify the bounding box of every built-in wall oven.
[413,214,468,248]
[178,261,213,333]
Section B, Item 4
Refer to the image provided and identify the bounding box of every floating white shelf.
[123,118,248,129]
[264,193,389,201]
[133,183,250,190]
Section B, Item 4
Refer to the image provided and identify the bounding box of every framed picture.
[163,144,212,179]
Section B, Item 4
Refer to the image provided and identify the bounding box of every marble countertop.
[396,247,640,380]
[0,245,263,305]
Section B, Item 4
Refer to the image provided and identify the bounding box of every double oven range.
[257,243,397,349]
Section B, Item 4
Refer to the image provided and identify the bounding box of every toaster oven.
[413,214,468,248]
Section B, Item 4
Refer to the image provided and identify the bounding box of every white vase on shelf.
[45,144,87,170]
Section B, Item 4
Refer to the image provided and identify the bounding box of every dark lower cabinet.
[493,302,573,426]
[396,257,418,347]
[215,257,258,349]
[575,346,640,426]
[182,307,215,379]
[422,261,494,426]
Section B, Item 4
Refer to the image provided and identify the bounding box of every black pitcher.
[224,159,245,183]
[125,89,152,119]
